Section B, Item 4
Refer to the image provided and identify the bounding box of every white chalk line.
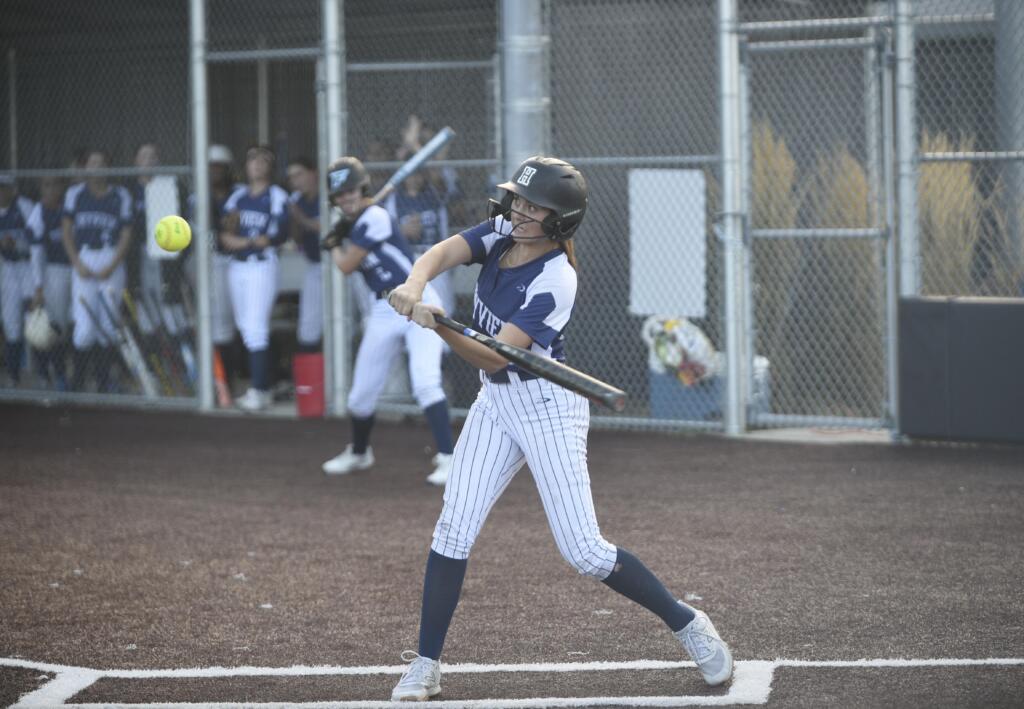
[4,656,1022,708]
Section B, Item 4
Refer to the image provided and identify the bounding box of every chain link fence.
[1,0,195,404]
[549,0,724,428]
[914,0,1024,298]
[2,0,1020,432]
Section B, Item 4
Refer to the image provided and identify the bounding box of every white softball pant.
[297,260,323,346]
[347,290,446,418]
[1,261,33,342]
[228,255,278,351]
[431,374,618,579]
[71,247,126,349]
[43,264,73,331]
[211,252,235,346]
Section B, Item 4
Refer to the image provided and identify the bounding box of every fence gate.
[740,18,897,430]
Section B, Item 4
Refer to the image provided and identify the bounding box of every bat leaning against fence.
[145,289,196,393]
[122,289,175,397]
[81,292,159,399]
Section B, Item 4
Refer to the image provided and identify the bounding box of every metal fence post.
[719,0,747,436]
[191,0,213,412]
[323,0,349,417]
[500,0,549,173]
[895,0,918,297]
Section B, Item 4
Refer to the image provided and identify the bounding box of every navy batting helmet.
[489,156,588,241]
[326,157,370,198]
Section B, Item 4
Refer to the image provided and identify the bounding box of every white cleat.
[322,444,374,475]
[425,452,452,487]
[391,651,441,702]
[674,601,733,686]
[236,388,272,412]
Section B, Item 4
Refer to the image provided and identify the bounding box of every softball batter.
[220,145,289,412]
[387,157,732,701]
[320,157,455,486]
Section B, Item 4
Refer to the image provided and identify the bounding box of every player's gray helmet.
[326,157,371,199]
[489,156,588,241]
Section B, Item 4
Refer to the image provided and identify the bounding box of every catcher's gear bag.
[24,306,60,351]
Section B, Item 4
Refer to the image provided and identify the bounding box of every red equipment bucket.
[292,352,325,418]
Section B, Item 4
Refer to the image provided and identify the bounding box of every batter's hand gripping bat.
[434,312,626,412]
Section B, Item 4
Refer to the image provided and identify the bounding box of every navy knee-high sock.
[418,550,468,660]
[351,415,375,454]
[250,348,270,391]
[601,548,695,632]
[6,341,23,383]
[422,400,454,455]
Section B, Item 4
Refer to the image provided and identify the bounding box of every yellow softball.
[155,215,192,252]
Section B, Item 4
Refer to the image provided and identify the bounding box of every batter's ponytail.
[560,239,577,269]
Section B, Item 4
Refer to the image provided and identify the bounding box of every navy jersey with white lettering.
[460,217,576,372]
[27,203,70,265]
[388,184,447,255]
[222,184,290,259]
[0,196,35,262]
[63,183,132,250]
[289,190,320,263]
[349,204,416,295]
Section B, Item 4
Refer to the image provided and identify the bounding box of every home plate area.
[5,656,1023,707]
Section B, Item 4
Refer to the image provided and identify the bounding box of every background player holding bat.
[319,156,455,486]
[385,156,732,701]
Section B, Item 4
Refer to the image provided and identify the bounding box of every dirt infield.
[1,402,1023,707]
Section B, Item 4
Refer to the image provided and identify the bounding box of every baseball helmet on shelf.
[326,157,371,199]
[24,307,60,351]
[489,156,588,241]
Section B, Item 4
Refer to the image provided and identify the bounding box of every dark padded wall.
[899,297,1024,444]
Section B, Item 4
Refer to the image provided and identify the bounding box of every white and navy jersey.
[289,190,320,263]
[385,184,448,256]
[63,183,132,250]
[460,217,576,375]
[222,184,290,260]
[0,196,36,262]
[27,203,70,265]
[349,204,416,296]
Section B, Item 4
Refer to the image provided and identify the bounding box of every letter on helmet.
[489,156,588,241]
[326,157,371,198]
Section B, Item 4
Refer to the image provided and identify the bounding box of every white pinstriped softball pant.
[227,254,278,351]
[432,373,618,579]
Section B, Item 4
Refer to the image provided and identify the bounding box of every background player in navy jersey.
[0,174,37,385]
[384,170,453,317]
[286,157,323,353]
[319,157,455,486]
[219,145,289,412]
[28,176,72,389]
[61,149,134,393]
[386,157,733,701]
